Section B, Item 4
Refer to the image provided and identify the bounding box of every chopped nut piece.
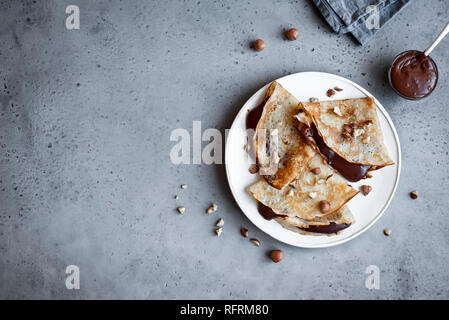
[206,204,218,214]
[240,228,248,238]
[177,206,186,214]
[311,167,321,175]
[216,218,224,227]
[333,106,342,116]
[319,200,330,213]
[250,238,260,246]
[317,179,325,184]
[174,195,179,200]
[383,229,391,236]
[215,228,222,236]
[362,136,371,144]
[364,120,373,127]
[343,124,353,133]
[353,128,365,137]
[334,87,343,92]
[410,191,418,199]
[249,164,259,174]
[360,185,372,196]
[342,131,352,140]
[327,89,336,97]
[180,184,187,189]
[309,97,319,103]
[308,192,317,199]
[270,250,283,263]
[287,190,294,197]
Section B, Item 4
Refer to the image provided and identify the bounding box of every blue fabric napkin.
[312,0,413,45]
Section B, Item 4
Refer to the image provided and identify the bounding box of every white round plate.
[225,72,401,248]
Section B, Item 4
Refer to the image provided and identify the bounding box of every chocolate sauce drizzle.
[304,123,371,182]
[246,99,267,131]
[298,222,350,234]
[257,202,350,234]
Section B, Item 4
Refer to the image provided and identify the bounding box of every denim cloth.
[312,0,412,45]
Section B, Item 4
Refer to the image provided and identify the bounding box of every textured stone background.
[1,0,448,299]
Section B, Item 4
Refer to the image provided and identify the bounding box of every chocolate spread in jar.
[389,50,438,100]
[303,123,371,182]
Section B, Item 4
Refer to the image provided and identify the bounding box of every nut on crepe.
[296,97,393,169]
[254,81,315,190]
[247,154,359,221]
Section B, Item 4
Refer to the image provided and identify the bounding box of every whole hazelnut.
[360,185,372,196]
[327,89,336,97]
[319,200,330,213]
[249,164,259,174]
[253,39,265,51]
[286,28,299,41]
[270,250,283,263]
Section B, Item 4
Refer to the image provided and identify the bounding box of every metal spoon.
[424,21,449,56]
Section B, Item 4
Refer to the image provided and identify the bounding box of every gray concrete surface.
[1,0,448,299]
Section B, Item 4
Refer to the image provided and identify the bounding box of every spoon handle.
[424,21,449,56]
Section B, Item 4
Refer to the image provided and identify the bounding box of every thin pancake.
[296,97,393,169]
[254,81,315,190]
[247,154,359,220]
[275,205,354,235]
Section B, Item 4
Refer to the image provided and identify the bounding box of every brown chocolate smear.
[258,202,279,220]
[246,99,267,131]
[299,222,351,234]
[390,50,438,99]
[257,202,350,234]
[304,123,371,182]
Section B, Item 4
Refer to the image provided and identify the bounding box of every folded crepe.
[275,205,355,235]
[296,97,393,181]
[254,81,315,190]
[247,154,359,221]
